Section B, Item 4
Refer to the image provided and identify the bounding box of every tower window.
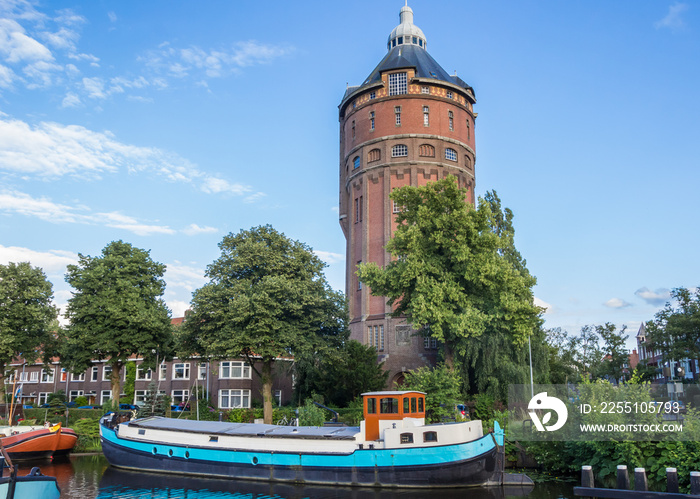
[370,91,376,100]
[352,120,355,139]
[445,148,457,162]
[448,111,454,131]
[446,91,453,99]
[368,148,381,162]
[370,111,375,131]
[419,144,435,157]
[355,196,363,223]
[394,106,402,126]
[467,119,471,139]
[397,36,403,45]
[392,144,408,157]
[352,100,356,109]
[421,86,430,94]
[412,37,417,44]
[389,72,407,96]
[353,156,360,169]
[423,106,429,126]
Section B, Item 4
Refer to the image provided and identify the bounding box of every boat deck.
[127,417,361,440]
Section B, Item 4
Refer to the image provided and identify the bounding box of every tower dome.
[387,4,427,50]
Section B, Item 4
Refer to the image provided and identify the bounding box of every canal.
[16,455,576,499]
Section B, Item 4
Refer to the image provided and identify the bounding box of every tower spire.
[387,3,427,50]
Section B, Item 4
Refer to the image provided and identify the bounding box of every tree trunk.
[444,343,455,370]
[110,360,123,408]
[262,359,274,424]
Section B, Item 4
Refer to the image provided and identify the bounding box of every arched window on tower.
[445,148,457,162]
[353,156,360,169]
[392,144,408,157]
[419,144,435,157]
[368,149,381,162]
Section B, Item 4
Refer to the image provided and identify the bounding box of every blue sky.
[1,0,698,350]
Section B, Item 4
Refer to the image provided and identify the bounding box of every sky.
[1,0,698,351]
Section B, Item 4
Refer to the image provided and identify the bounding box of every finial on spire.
[388,2,427,51]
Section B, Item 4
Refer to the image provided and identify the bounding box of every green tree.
[294,340,389,407]
[182,225,348,424]
[646,287,700,366]
[571,324,603,381]
[596,323,629,383]
[544,327,578,384]
[0,262,59,399]
[401,364,462,423]
[357,178,541,369]
[63,241,173,403]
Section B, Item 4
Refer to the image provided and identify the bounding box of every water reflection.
[17,456,572,499]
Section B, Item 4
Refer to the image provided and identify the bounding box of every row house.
[636,323,700,382]
[4,356,294,410]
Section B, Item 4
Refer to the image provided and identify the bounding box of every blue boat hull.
[101,424,501,488]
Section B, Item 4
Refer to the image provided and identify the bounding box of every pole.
[528,335,534,398]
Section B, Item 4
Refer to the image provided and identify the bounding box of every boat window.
[424,431,438,442]
[400,433,414,444]
[209,436,218,442]
[411,397,417,413]
[418,397,424,412]
[367,397,377,414]
[380,397,399,414]
[403,397,409,414]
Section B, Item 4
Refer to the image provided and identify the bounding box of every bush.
[298,399,325,426]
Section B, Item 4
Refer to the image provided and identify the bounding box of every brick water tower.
[338,4,477,385]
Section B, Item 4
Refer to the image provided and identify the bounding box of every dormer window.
[389,72,407,96]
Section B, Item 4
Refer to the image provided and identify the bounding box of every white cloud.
[655,3,689,31]
[635,287,671,306]
[0,63,13,87]
[314,250,344,265]
[0,244,78,274]
[107,11,117,23]
[0,116,261,199]
[166,299,191,318]
[604,297,632,309]
[182,224,218,236]
[0,19,53,63]
[61,91,81,108]
[164,261,207,291]
[534,297,553,314]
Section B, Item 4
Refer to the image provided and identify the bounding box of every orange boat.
[0,424,61,461]
[54,426,78,456]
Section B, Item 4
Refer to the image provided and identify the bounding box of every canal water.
[16,455,576,499]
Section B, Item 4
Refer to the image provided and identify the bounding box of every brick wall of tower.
[340,77,476,386]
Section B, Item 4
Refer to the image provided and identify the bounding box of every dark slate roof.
[361,44,474,94]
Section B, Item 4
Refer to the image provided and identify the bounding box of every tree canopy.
[0,262,59,396]
[182,225,348,423]
[646,287,700,366]
[63,240,172,402]
[357,178,542,368]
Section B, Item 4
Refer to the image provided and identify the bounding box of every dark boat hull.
[101,424,499,488]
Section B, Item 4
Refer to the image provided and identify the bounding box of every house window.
[134,390,148,404]
[198,363,207,380]
[424,336,438,349]
[369,111,375,131]
[103,364,112,381]
[136,366,152,381]
[275,390,282,406]
[421,86,429,94]
[30,371,38,382]
[369,91,376,100]
[40,368,54,383]
[60,368,67,382]
[159,363,167,381]
[91,366,98,382]
[400,433,414,444]
[446,91,453,99]
[394,106,402,126]
[353,156,360,169]
[448,111,454,131]
[38,392,50,405]
[423,431,438,442]
[69,390,84,402]
[173,363,190,380]
[392,144,408,157]
[445,148,457,162]
[219,389,251,409]
[419,144,435,157]
[368,149,381,162]
[220,361,251,379]
[71,372,85,382]
[423,106,429,126]
[172,389,189,405]
[19,371,28,382]
[101,390,112,405]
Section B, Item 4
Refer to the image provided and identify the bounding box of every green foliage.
[182,225,348,423]
[63,240,173,402]
[298,399,325,426]
[401,364,461,423]
[594,323,629,382]
[646,287,700,365]
[294,340,388,407]
[72,417,101,452]
[0,262,59,396]
[142,381,169,416]
[73,395,89,407]
[357,180,541,368]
